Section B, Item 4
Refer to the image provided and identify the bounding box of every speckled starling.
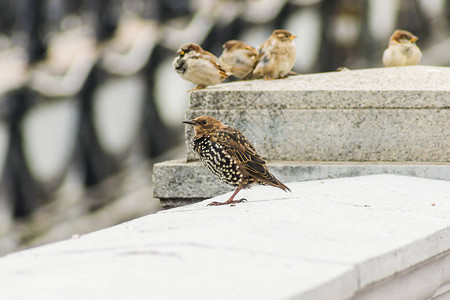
[183,116,290,206]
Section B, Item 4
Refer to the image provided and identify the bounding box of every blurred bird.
[382,30,422,67]
[218,40,258,79]
[250,29,297,80]
[183,116,290,206]
[173,43,228,91]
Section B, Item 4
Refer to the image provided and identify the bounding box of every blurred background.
[0,0,449,255]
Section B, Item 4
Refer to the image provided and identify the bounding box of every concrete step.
[185,66,450,162]
[185,109,449,162]
[2,175,450,300]
[189,66,450,110]
[155,66,450,205]
[153,159,450,207]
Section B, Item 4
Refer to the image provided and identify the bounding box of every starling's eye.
[200,120,207,125]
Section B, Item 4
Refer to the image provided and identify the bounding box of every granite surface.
[189,66,450,110]
[185,109,450,162]
[153,160,450,200]
[158,66,450,203]
[185,66,450,162]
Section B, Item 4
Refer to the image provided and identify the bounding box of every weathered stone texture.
[157,66,450,203]
[185,109,450,162]
[153,160,450,199]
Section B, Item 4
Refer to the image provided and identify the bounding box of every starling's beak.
[410,36,418,42]
[290,35,297,40]
[182,120,197,125]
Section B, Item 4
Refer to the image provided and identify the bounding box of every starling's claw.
[226,198,247,205]
[207,198,247,206]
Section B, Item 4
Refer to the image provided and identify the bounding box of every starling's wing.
[214,128,261,166]
[213,128,289,191]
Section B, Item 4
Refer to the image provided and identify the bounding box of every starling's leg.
[208,187,246,206]
[188,85,205,92]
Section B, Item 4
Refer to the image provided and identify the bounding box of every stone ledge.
[153,159,450,202]
[184,66,450,162]
[0,175,450,299]
[190,66,450,110]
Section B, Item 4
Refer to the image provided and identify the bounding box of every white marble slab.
[1,175,449,300]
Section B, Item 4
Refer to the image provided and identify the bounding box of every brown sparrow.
[252,29,297,80]
[382,30,422,67]
[218,40,258,79]
[173,43,228,91]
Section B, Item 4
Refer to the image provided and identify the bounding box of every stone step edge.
[189,91,450,110]
[153,160,450,207]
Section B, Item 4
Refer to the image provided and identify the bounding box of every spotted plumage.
[183,116,290,206]
[194,135,243,186]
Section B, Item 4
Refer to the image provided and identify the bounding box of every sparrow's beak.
[182,120,197,125]
[290,35,298,40]
[177,50,185,56]
[410,36,418,42]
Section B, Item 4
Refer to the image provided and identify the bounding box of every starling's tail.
[271,176,291,192]
[244,155,290,192]
[260,172,290,192]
